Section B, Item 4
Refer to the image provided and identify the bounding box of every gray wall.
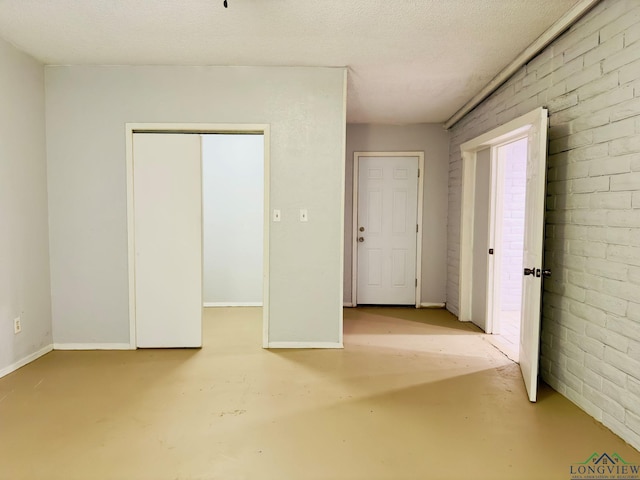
[446,0,640,449]
[344,124,450,305]
[0,37,52,372]
[45,66,346,346]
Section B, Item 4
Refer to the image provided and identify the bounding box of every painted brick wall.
[500,140,527,312]
[446,0,640,450]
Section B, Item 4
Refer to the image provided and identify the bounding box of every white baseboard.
[267,342,344,349]
[0,344,53,379]
[343,303,444,308]
[53,343,134,350]
[203,302,263,307]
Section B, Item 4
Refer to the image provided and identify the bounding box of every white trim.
[203,302,263,307]
[125,123,271,350]
[420,302,446,308]
[262,125,271,348]
[126,128,136,349]
[267,342,344,349]
[343,302,354,307]
[0,345,53,379]
[444,0,600,129]
[199,135,204,345]
[416,154,425,308]
[460,114,538,152]
[338,70,347,346]
[459,108,548,326]
[53,343,133,350]
[351,151,425,308]
[351,156,359,307]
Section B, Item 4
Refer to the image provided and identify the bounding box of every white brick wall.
[500,139,527,311]
[446,0,640,450]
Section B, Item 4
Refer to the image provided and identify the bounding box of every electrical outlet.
[14,317,21,334]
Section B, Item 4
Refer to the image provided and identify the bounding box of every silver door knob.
[358,237,365,242]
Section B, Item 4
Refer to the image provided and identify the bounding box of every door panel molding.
[352,151,424,307]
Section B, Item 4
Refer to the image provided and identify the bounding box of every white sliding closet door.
[133,133,202,348]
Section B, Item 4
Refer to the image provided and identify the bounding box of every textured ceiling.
[0,0,579,124]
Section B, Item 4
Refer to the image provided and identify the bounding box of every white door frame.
[458,108,545,324]
[126,123,271,348]
[351,151,424,307]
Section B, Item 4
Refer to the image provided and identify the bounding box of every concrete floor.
[486,310,521,363]
[0,307,638,479]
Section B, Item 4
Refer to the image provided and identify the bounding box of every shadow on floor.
[344,306,484,335]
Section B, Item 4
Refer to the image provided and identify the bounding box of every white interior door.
[519,112,549,402]
[460,107,548,403]
[133,133,202,348]
[357,156,418,305]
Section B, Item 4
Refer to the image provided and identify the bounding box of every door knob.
[542,269,552,278]
[359,226,365,232]
[524,267,535,276]
[358,237,365,242]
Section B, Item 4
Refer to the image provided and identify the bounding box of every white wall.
[344,124,449,305]
[202,134,263,306]
[447,0,640,449]
[0,38,53,374]
[45,66,346,346]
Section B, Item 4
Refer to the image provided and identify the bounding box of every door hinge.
[418,169,420,178]
[416,224,419,233]
[415,278,418,287]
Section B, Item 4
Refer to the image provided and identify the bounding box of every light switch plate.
[300,209,308,222]
[14,317,21,334]
[273,209,281,222]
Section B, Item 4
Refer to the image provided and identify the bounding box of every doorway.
[351,152,424,307]
[458,108,549,402]
[487,137,528,363]
[202,134,264,307]
[126,124,271,349]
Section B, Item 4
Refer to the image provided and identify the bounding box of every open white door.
[519,111,549,402]
[459,107,548,402]
[133,133,203,348]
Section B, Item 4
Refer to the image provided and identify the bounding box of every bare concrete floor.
[0,307,638,480]
[486,310,520,362]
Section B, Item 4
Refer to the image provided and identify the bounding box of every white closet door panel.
[133,133,202,348]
